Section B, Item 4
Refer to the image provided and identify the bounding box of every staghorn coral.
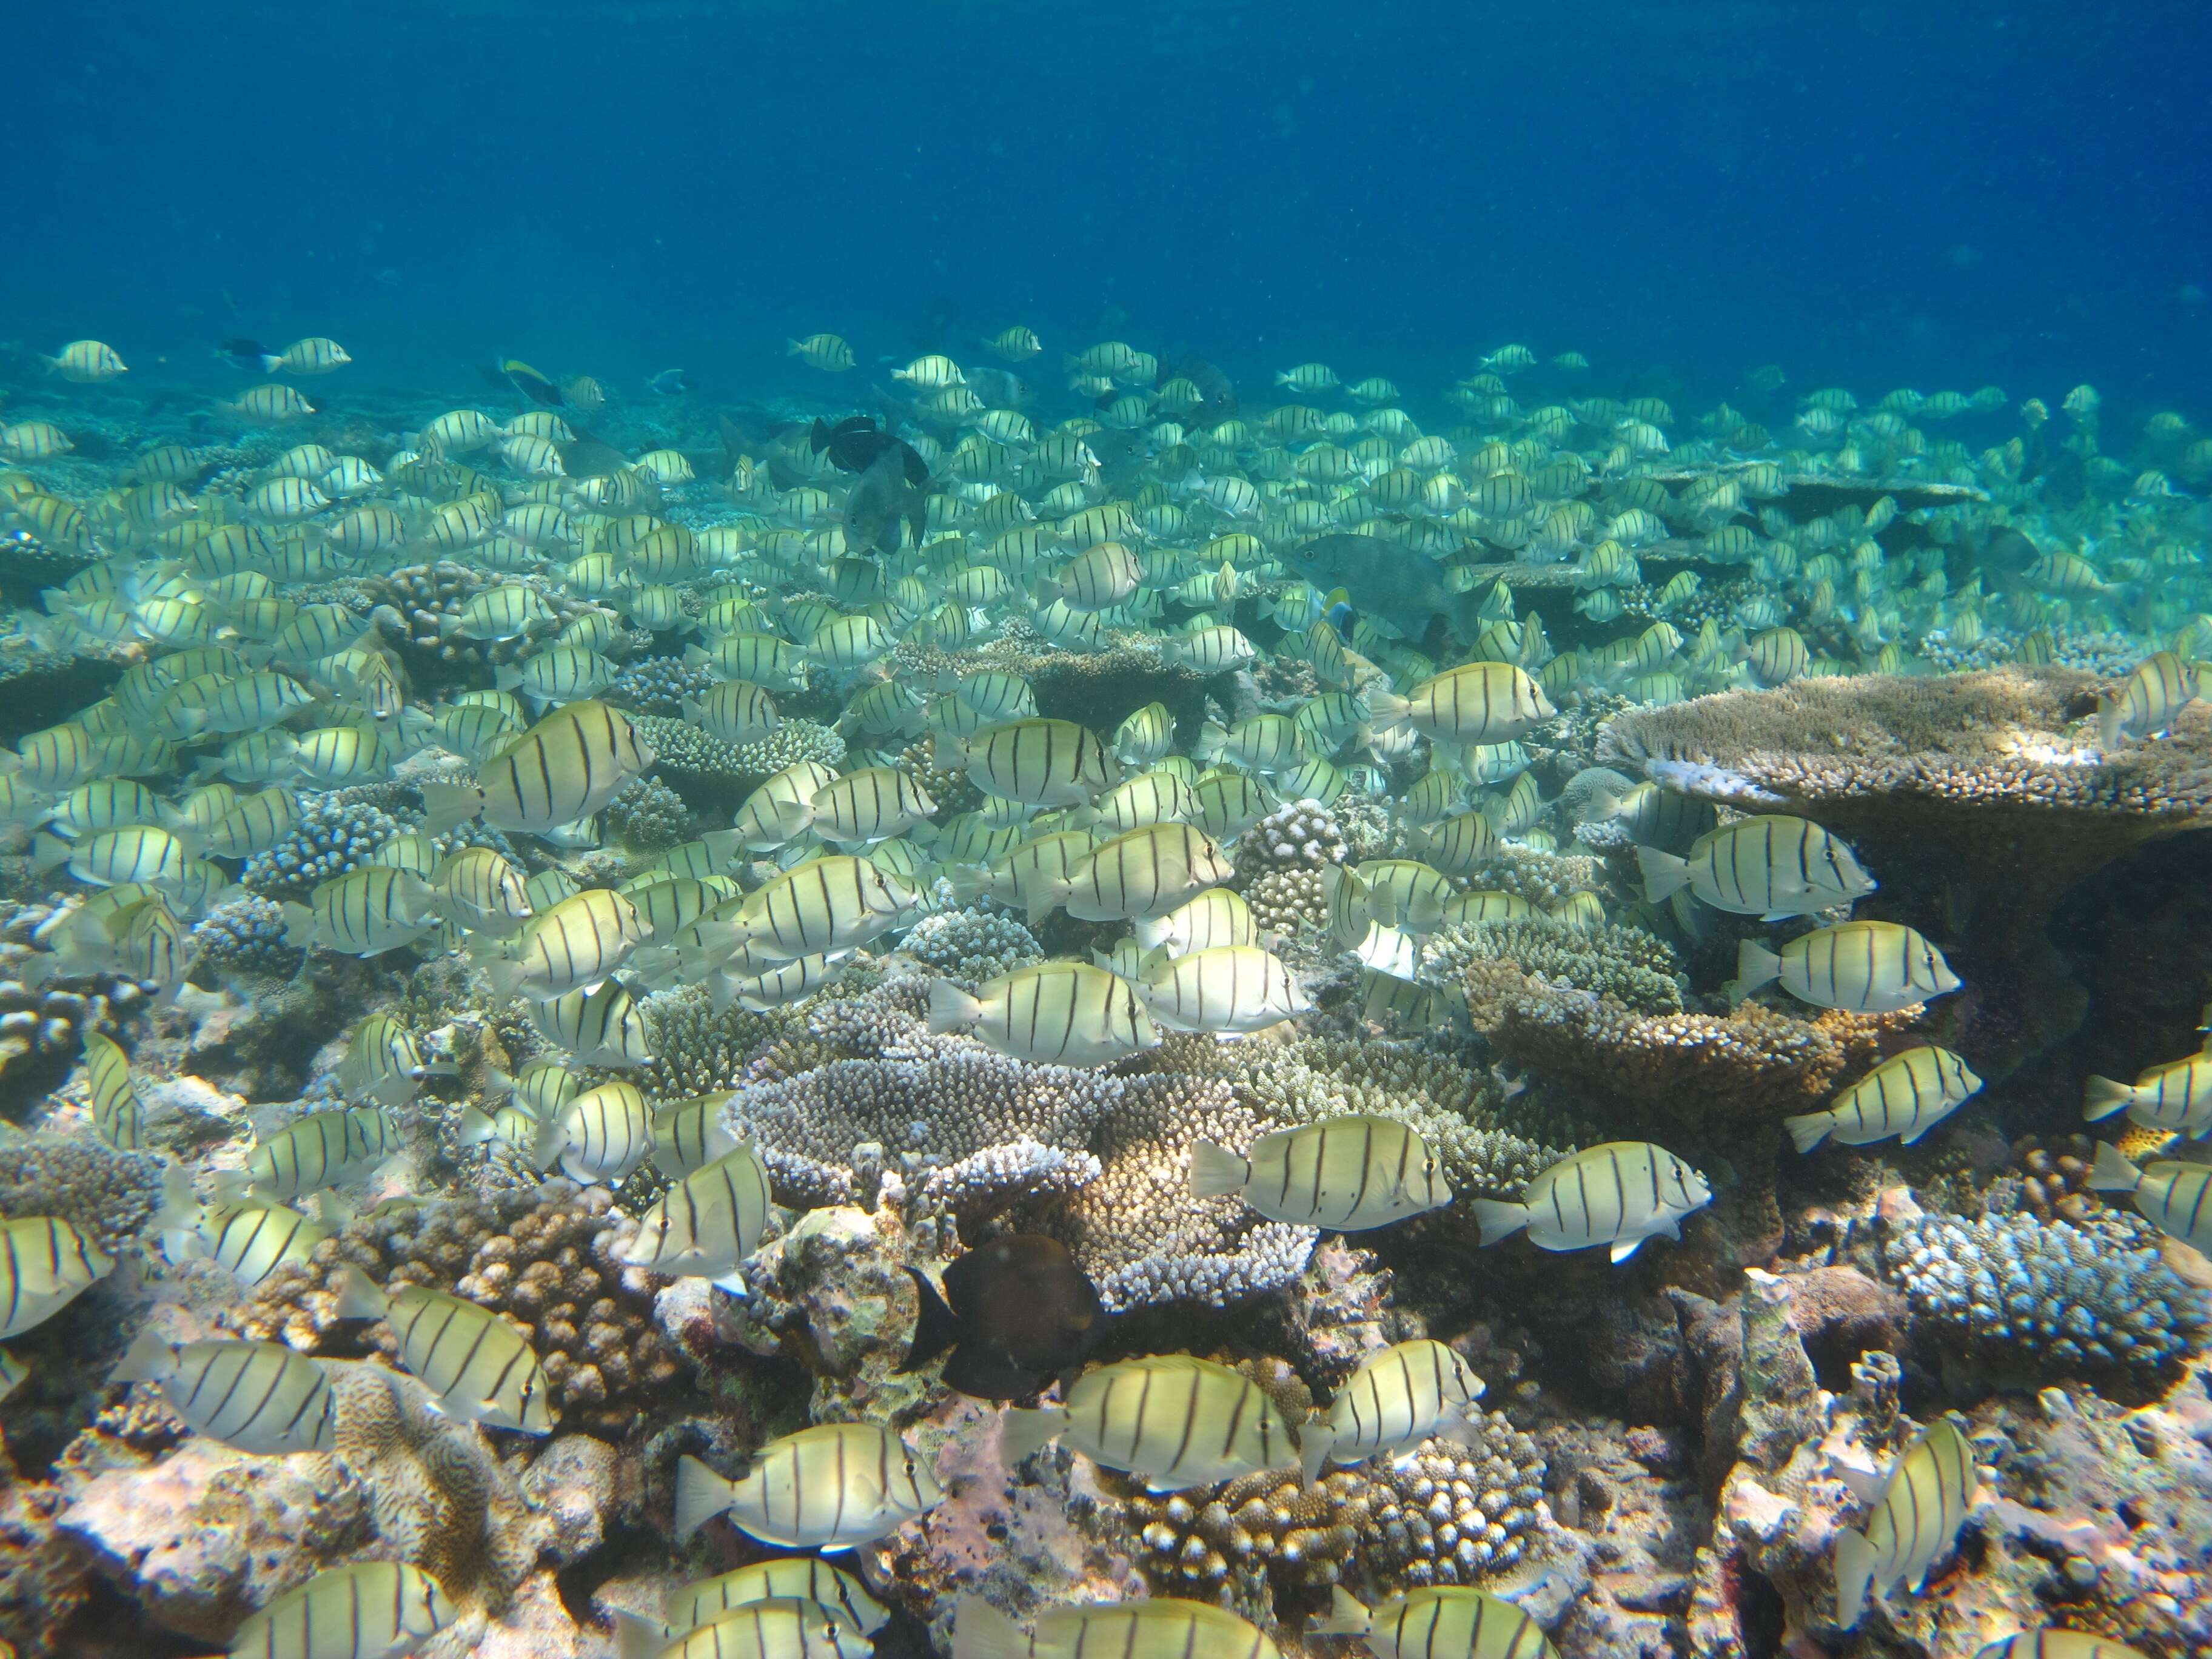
[1423,917,1687,1016]
[1600,666,2212,1074]
[187,894,303,985]
[0,1132,163,1256]
[230,1185,680,1436]
[1126,1418,1550,1599]
[1878,1208,2210,1384]
[900,903,1042,986]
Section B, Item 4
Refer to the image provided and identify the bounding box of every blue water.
[11,1,2209,415]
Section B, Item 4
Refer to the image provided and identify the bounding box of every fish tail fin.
[2098,696,2123,752]
[333,1264,388,1321]
[1187,1140,1250,1200]
[109,1326,177,1386]
[1309,1586,1373,1638]
[941,866,990,905]
[1467,1198,1528,1246]
[2082,1076,2134,1121]
[207,1168,252,1203]
[1832,1527,1875,1629]
[1783,1113,1832,1155]
[29,832,72,875]
[156,1163,199,1230]
[996,1406,1067,1467]
[455,1107,499,1148]
[672,1453,735,1543]
[1366,691,1412,733]
[1298,1423,1338,1486]
[614,1612,677,1659]
[897,1266,962,1376]
[1734,939,1781,995]
[1635,845,1692,904]
[529,1109,569,1172]
[926,977,983,1034]
[954,1597,1031,1659]
[278,902,317,951]
[2086,1140,2142,1192]
[417,780,482,837]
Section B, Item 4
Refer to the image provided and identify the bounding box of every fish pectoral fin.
[1833,1463,1886,1504]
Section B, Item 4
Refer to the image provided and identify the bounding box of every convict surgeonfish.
[612,1596,876,1659]
[1041,822,1235,922]
[899,1234,1104,1401]
[1131,886,1259,956]
[618,1145,774,1289]
[2083,1035,2212,1135]
[936,718,1119,807]
[0,1216,115,1340]
[226,1560,456,1659]
[1469,1142,1710,1262]
[1737,920,1961,1013]
[336,1265,555,1433]
[1369,662,1554,745]
[167,1195,332,1288]
[1832,1418,1980,1628]
[1637,814,1875,920]
[110,1332,335,1454]
[281,866,443,957]
[212,1107,401,1202]
[1190,1115,1449,1232]
[1785,1047,1983,1152]
[420,699,653,837]
[999,1354,1295,1491]
[649,1094,740,1178]
[673,1421,943,1547]
[1138,945,1310,1034]
[666,1560,890,1636]
[928,961,1160,1065]
[2086,1142,2212,1255]
[2099,649,2197,749]
[1971,1633,2152,1659]
[82,1029,144,1150]
[1299,1338,1486,1483]
[532,1079,655,1184]
[959,1597,1283,1659]
[472,886,645,1000]
[1310,1586,1555,1659]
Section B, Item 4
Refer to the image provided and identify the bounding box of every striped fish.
[1139,946,1310,1034]
[43,780,163,838]
[1737,920,1962,1013]
[2083,1037,2212,1134]
[683,680,782,745]
[651,1094,739,1178]
[1191,1114,1449,1231]
[1833,1419,1980,1628]
[1131,886,1259,956]
[335,1013,438,1108]
[420,699,653,837]
[290,724,390,788]
[1786,1047,1983,1151]
[1469,1142,1711,1264]
[0,1216,115,1340]
[619,1145,774,1289]
[432,845,534,936]
[927,962,1159,1066]
[1090,771,1197,833]
[673,1421,943,1546]
[1299,1338,1487,1482]
[213,1107,401,1202]
[714,953,845,1013]
[957,1595,1283,1659]
[937,719,1119,807]
[1000,1354,1293,1492]
[473,887,643,1000]
[1587,781,1717,854]
[1355,859,1458,934]
[1310,1587,1553,1659]
[1038,540,1142,611]
[1369,662,1555,744]
[534,1080,654,1184]
[1743,626,1811,686]
[809,767,936,846]
[729,856,918,964]
[1437,890,1533,927]
[2099,650,2197,748]
[1190,769,1279,839]
[281,867,441,956]
[617,1598,875,1659]
[1162,624,1258,675]
[945,830,1094,920]
[2086,1142,2212,1256]
[171,1198,332,1288]
[1113,702,1175,766]
[33,825,190,890]
[1638,815,1875,920]
[335,1266,555,1433]
[193,786,302,859]
[669,1561,889,1635]
[82,1030,143,1150]
[731,761,842,851]
[227,1561,457,1659]
[499,645,616,708]
[1045,822,1235,922]
[110,1331,335,1454]
[528,979,654,1066]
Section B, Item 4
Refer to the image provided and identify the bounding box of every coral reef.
[187,894,305,985]
[0,1132,163,1256]
[1423,917,1689,1016]
[602,774,693,853]
[901,905,1044,986]
[607,654,720,717]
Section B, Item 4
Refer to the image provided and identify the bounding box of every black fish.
[218,338,270,372]
[557,427,631,480]
[843,442,928,557]
[899,1235,1104,1400]
[1161,355,1238,425]
[811,416,930,486]
[503,359,566,406]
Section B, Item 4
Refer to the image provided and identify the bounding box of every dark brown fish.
[502,359,566,407]
[899,1234,1104,1400]
[843,442,928,557]
[557,427,631,479]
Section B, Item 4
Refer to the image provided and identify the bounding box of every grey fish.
[844,443,927,557]
[1290,534,1483,645]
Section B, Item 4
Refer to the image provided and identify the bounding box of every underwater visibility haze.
[0,4,2210,1658]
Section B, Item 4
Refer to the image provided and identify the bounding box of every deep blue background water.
[11,1,2209,420]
